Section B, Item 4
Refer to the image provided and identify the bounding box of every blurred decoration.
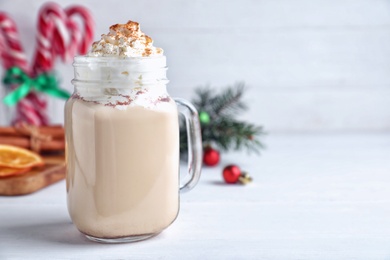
[0,123,65,154]
[2,67,70,106]
[0,2,94,126]
[0,143,44,177]
[223,164,252,185]
[180,83,265,166]
[203,146,220,166]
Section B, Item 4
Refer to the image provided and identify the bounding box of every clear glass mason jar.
[65,55,202,243]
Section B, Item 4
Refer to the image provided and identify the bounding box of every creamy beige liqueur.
[65,21,179,238]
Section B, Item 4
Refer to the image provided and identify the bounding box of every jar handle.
[175,98,202,193]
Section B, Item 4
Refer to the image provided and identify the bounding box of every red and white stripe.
[0,4,94,126]
[63,19,81,62]
[0,13,29,72]
[0,12,46,126]
[33,2,68,74]
[65,5,95,55]
[33,3,94,72]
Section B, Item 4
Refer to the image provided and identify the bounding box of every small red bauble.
[203,147,220,166]
[223,165,241,184]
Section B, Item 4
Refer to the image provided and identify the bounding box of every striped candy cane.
[33,2,95,72]
[0,4,94,126]
[0,30,13,70]
[33,2,68,73]
[0,13,45,126]
[63,19,81,62]
[28,3,69,126]
[50,5,95,63]
[0,13,29,72]
[65,6,95,55]
[29,3,70,125]
[31,3,94,125]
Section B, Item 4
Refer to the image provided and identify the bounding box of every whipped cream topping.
[89,21,163,57]
[75,21,169,110]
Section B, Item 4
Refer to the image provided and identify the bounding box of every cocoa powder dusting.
[104,95,133,107]
[110,21,140,37]
[158,96,171,102]
[74,92,170,108]
[153,96,171,105]
[143,48,152,57]
[89,20,163,57]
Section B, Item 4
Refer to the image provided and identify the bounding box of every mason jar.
[65,55,202,243]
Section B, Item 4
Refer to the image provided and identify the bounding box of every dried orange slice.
[0,144,44,169]
[0,166,31,177]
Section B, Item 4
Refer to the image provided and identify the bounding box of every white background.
[0,0,390,132]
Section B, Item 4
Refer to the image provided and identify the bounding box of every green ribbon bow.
[2,67,70,106]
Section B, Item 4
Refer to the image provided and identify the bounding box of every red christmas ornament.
[223,165,241,184]
[203,147,220,166]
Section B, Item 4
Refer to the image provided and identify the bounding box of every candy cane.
[16,98,42,126]
[33,2,68,73]
[26,92,48,125]
[0,4,94,126]
[25,3,70,126]
[51,5,94,62]
[0,13,45,126]
[29,3,94,125]
[64,19,82,62]
[0,32,12,70]
[0,13,29,72]
[65,6,95,55]
[33,3,94,71]
[52,14,71,62]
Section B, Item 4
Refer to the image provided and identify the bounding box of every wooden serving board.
[0,155,66,196]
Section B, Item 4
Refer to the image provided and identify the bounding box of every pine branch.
[192,87,213,112]
[211,118,264,153]
[211,82,247,117]
[180,83,265,156]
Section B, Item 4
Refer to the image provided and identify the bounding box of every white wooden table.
[1,134,390,259]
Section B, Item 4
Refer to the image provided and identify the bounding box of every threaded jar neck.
[72,55,168,88]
